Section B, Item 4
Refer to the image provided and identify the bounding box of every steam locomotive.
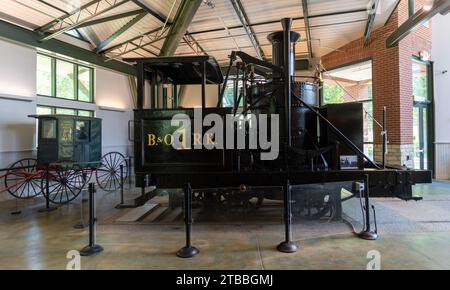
[125,18,431,256]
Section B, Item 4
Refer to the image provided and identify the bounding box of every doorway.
[412,58,434,171]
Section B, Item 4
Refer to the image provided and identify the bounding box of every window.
[78,66,92,102]
[412,60,429,102]
[322,60,374,158]
[36,106,53,115]
[37,105,94,117]
[37,55,53,96]
[78,110,94,117]
[56,60,76,100]
[37,53,94,103]
[75,121,90,141]
[41,119,57,139]
[222,78,244,108]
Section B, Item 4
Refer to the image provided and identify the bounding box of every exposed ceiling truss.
[230,0,265,60]
[99,0,205,58]
[76,9,145,29]
[130,0,167,22]
[301,0,313,59]
[103,26,171,58]
[37,0,70,15]
[387,0,450,47]
[364,0,380,46]
[95,11,148,53]
[37,0,130,41]
[1,1,396,65]
[183,32,208,55]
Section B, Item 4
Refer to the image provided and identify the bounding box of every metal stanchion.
[128,157,132,187]
[38,165,57,213]
[115,165,125,209]
[74,172,88,229]
[10,198,21,215]
[176,183,199,258]
[80,183,103,256]
[382,107,387,168]
[358,174,378,240]
[277,179,299,253]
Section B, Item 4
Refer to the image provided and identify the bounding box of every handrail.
[291,90,380,169]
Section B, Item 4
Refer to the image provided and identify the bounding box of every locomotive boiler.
[126,18,431,257]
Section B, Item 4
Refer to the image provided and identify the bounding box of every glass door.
[413,105,428,169]
[412,58,433,170]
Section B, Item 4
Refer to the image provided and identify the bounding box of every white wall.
[180,85,219,108]
[0,39,134,199]
[0,40,37,169]
[95,68,134,156]
[432,14,450,179]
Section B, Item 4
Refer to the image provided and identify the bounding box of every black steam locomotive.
[125,18,431,257]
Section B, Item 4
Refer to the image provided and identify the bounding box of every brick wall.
[321,0,432,166]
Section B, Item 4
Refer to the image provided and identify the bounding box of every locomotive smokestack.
[267,20,300,79]
[282,18,292,148]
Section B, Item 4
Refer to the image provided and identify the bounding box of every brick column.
[321,0,432,168]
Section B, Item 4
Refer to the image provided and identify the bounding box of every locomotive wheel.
[95,152,128,192]
[41,167,87,204]
[217,191,264,213]
[4,158,42,199]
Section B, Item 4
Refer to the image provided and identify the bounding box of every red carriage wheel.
[41,164,89,205]
[4,158,43,199]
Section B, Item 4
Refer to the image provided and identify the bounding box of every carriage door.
[74,120,90,164]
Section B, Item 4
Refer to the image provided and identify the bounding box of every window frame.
[320,58,375,158]
[37,105,95,118]
[37,53,95,103]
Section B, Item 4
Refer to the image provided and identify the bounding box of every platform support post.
[177,183,199,258]
[277,179,299,253]
[358,174,378,240]
[38,164,57,213]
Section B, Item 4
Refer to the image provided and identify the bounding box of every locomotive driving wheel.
[95,152,128,192]
[4,158,42,199]
[41,165,88,204]
[217,190,264,213]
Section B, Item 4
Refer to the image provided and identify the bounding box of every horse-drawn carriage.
[2,114,128,204]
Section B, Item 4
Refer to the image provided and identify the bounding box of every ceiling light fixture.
[423,0,435,11]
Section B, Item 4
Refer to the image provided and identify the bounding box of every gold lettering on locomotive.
[205,133,215,145]
[193,133,202,146]
[148,134,157,146]
[164,134,174,146]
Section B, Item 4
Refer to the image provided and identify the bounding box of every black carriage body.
[35,115,102,168]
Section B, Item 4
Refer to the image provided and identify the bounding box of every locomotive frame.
[127,18,432,257]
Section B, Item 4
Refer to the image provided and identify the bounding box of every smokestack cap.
[267,31,300,43]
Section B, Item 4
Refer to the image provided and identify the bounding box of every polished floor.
[0,181,449,270]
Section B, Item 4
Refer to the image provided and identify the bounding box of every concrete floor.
[0,181,450,270]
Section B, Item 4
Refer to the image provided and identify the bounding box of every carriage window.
[60,119,73,144]
[75,121,90,141]
[41,119,56,139]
